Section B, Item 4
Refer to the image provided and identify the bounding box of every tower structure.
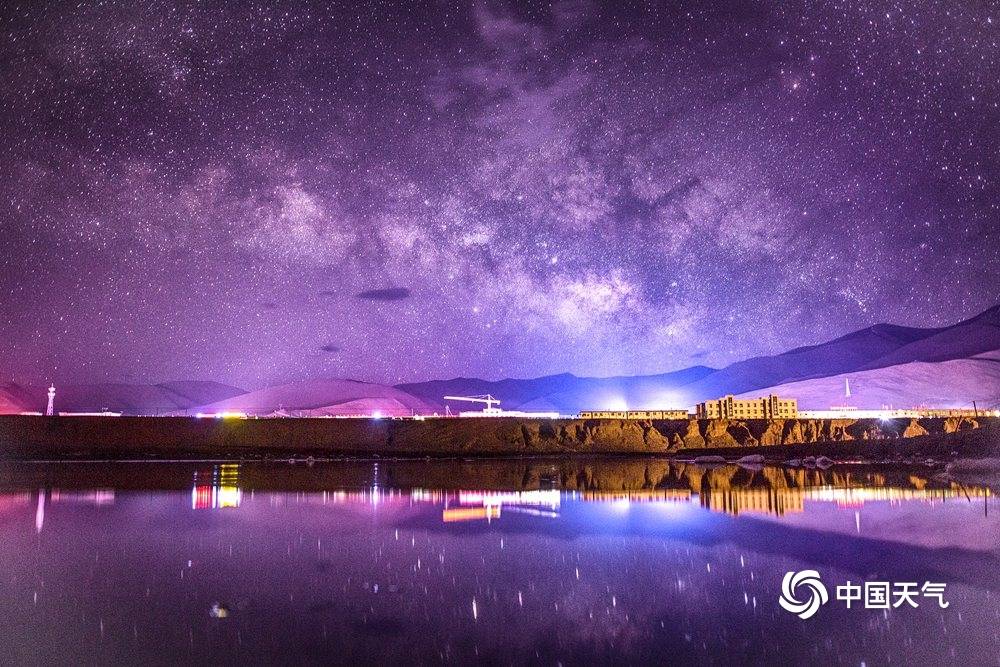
[45,384,55,416]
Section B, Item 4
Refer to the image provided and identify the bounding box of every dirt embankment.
[0,414,995,460]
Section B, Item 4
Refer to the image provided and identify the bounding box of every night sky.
[1,1,998,388]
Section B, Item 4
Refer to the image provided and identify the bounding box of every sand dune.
[183,378,436,417]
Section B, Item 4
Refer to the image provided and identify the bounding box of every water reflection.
[6,488,117,533]
[156,460,992,521]
[0,459,996,664]
[192,464,242,510]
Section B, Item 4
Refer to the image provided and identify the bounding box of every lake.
[0,458,996,665]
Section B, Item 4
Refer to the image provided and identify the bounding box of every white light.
[605,397,628,412]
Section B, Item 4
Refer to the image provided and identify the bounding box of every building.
[799,407,993,419]
[578,410,691,420]
[695,394,798,420]
[701,488,805,517]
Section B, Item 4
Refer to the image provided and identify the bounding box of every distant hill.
[393,322,943,413]
[6,304,997,417]
[672,323,935,401]
[736,350,1000,411]
[399,304,1000,413]
[0,381,245,415]
[857,304,1000,370]
[0,386,28,413]
[181,378,437,417]
[397,366,715,415]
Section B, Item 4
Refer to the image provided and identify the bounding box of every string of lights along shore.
[1,1,998,392]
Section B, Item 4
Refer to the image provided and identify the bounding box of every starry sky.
[1,1,998,388]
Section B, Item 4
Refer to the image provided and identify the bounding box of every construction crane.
[443,394,502,416]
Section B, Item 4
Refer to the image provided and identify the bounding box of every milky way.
[1,1,998,388]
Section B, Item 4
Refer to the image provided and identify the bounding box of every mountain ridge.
[2,304,997,416]
[398,303,1000,413]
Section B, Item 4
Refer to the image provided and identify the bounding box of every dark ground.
[0,414,996,461]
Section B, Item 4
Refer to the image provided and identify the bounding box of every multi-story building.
[695,394,798,420]
[578,410,691,420]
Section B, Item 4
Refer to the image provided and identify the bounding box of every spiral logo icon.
[779,570,828,619]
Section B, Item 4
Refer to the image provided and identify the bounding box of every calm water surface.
[0,458,997,665]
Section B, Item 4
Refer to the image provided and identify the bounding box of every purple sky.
[1,1,998,389]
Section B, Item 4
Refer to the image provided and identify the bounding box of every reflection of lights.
[655,497,699,510]
[0,492,32,513]
[51,490,115,505]
[699,484,992,516]
[216,486,241,508]
[192,485,242,509]
[458,490,560,508]
[442,506,501,523]
[192,465,242,509]
[35,489,44,534]
[195,412,247,419]
[702,488,804,516]
[583,490,693,503]
[610,499,631,513]
[440,490,562,522]
[502,507,559,518]
[806,486,990,506]
[184,474,992,521]
[192,485,213,509]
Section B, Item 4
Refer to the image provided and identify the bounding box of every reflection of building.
[579,410,690,420]
[582,489,693,503]
[457,490,561,507]
[172,466,992,523]
[804,486,991,506]
[192,464,241,509]
[696,394,798,420]
[699,484,992,517]
[702,488,806,516]
[447,489,561,521]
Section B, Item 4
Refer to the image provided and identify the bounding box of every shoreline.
[0,413,996,464]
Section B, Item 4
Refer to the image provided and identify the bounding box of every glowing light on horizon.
[646,390,688,411]
[604,396,628,412]
[195,412,247,419]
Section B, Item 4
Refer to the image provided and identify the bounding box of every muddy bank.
[0,414,995,460]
